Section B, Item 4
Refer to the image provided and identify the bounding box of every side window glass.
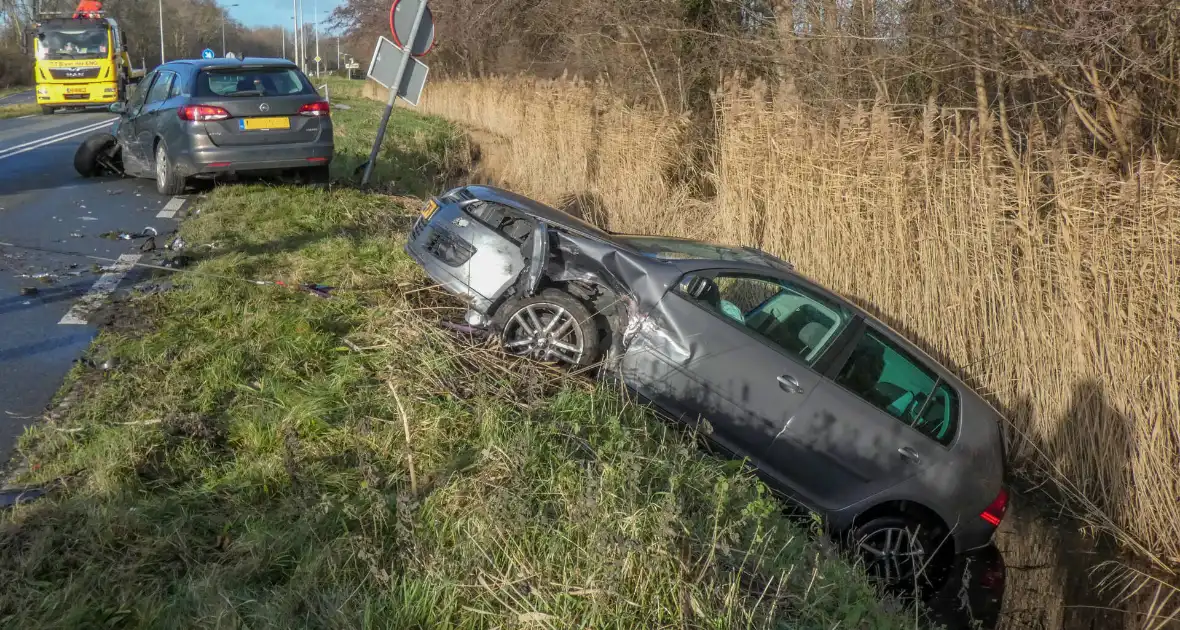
[128,72,156,114]
[833,329,958,445]
[678,272,851,364]
[145,72,173,105]
[168,74,184,98]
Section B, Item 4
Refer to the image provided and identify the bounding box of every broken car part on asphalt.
[404,184,1010,592]
[0,239,335,301]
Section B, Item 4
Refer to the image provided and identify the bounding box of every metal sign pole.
[361,0,428,187]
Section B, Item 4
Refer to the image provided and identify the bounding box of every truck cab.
[27,12,143,114]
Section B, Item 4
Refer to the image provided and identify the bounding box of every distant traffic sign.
[314,55,322,64]
[390,0,434,56]
[201,48,215,59]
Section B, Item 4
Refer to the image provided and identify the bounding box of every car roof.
[165,58,299,71]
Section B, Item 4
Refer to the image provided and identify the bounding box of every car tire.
[41,106,55,116]
[154,141,186,196]
[847,515,943,592]
[301,164,330,188]
[494,289,601,368]
[74,133,117,177]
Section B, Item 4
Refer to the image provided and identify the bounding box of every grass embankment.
[414,76,1180,566]
[0,84,912,628]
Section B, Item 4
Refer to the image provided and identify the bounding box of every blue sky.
[222,0,345,29]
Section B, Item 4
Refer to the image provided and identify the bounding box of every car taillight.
[299,101,330,117]
[179,105,231,122]
[980,487,1008,527]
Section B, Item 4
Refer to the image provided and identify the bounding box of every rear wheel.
[74,133,118,177]
[848,515,941,592]
[41,106,55,116]
[155,141,186,196]
[495,289,601,368]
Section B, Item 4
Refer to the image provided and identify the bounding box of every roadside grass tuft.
[0,90,913,629]
[0,103,38,119]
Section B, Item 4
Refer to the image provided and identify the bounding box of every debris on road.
[134,280,174,296]
[299,283,335,299]
[142,227,158,236]
[162,255,192,269]
[19,287,39,296]
[166,236,186,251]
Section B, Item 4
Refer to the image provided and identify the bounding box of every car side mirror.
[108,102,127,114]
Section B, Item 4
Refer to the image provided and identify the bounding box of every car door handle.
[897,446,921,464]
[777,374,805,394]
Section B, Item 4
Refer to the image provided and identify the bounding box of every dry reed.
[413,76,1180,566]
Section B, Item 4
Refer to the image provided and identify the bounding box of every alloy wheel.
[856,526,927,585]
[502,302,586,366]
[156,145,168,184]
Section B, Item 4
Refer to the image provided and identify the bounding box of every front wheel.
[74,133,118,177]
[494,289,601,368]
[155,141,186,196]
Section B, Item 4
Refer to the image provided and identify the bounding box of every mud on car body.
[406,184,1010,589]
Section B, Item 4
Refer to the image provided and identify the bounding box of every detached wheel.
[154,141,186,195]
[74,133,117,177]
[495,289,601,368]
[849,515,940,591]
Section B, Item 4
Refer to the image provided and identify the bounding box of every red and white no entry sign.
[390,0,435,57]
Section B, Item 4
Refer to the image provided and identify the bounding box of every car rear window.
[196,68,314,97]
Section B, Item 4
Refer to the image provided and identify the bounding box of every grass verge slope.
[0,94,911,629]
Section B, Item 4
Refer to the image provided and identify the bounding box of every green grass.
[0,89,915,629]
[0,103,37,119]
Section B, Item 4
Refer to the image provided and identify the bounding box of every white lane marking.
[0,118,116,161]
[156,197,186,219]
[0,118,114,154]
[58,254,141,326]
[16,115,34,120]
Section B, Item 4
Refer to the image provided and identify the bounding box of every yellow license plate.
[422,199,439,220]
[66,87,88,94]
[240,116,291,131]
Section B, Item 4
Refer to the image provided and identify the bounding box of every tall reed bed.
[416,76,1180,565]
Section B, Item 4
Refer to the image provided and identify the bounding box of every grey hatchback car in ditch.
[406,185,1009,586]
[81,58,332,194]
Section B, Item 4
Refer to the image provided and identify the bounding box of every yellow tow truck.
[25,11,144,115]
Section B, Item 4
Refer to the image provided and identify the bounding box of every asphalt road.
[0,90,35,106]
[0,109,186,465]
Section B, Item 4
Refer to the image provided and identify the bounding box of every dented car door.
[619,271,826,463]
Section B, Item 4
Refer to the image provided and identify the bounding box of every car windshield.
[197,68,313,97]
[621,236,786,267]
[36,27,109,60]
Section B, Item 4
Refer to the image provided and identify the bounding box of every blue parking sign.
[201,49,215,59]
